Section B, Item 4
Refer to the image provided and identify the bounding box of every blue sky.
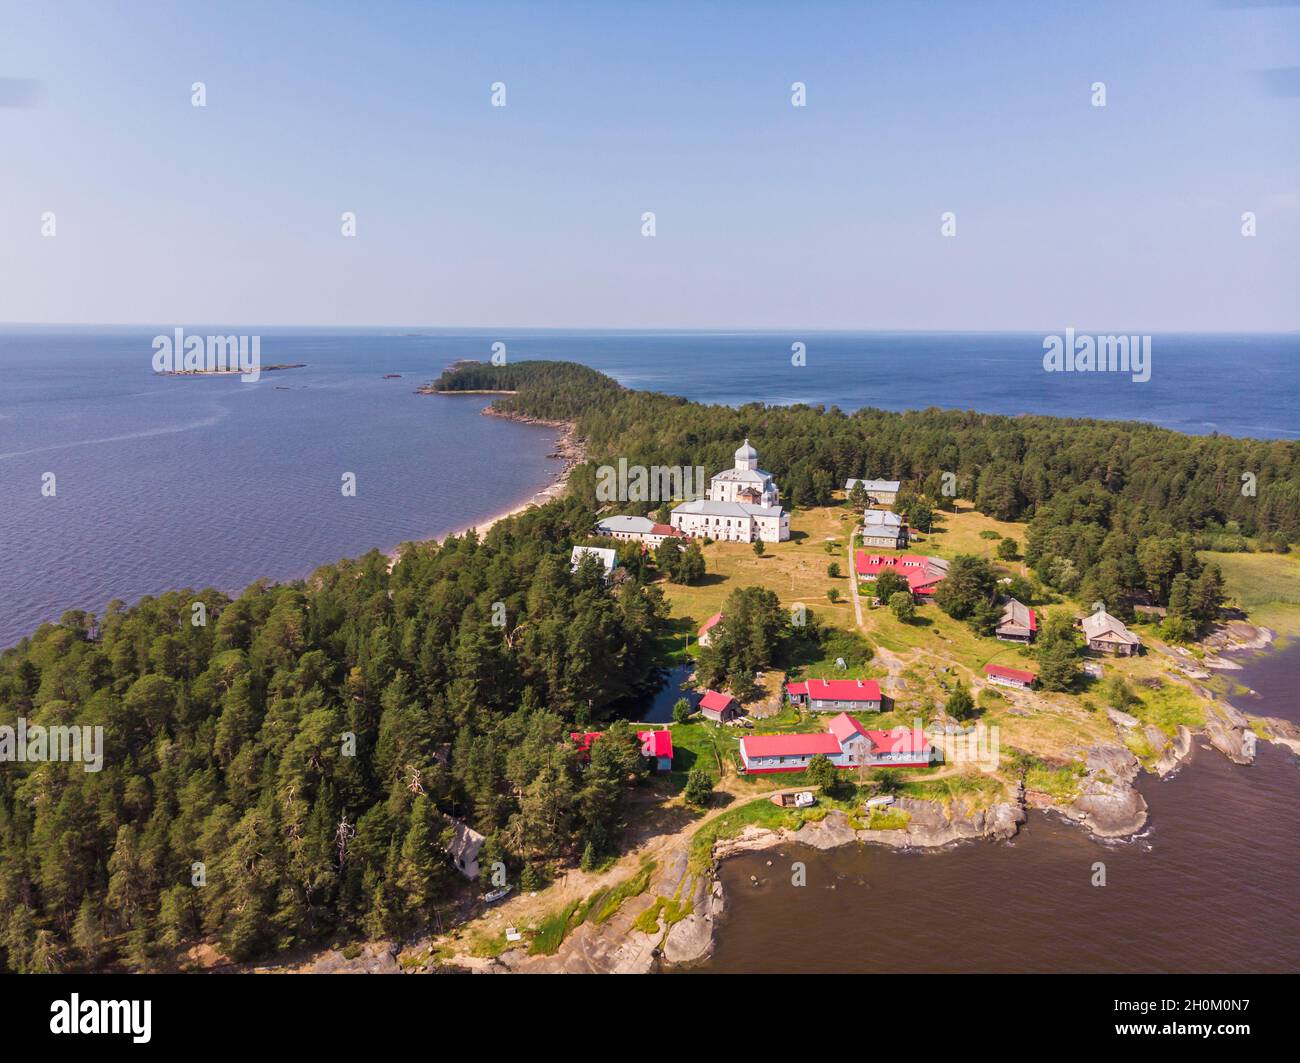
[1,0,1296,329]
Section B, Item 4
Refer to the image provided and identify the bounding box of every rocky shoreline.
[480,407,586,502]
[265,604,1293,974]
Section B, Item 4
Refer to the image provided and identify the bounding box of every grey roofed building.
[595,514,657,536]
[846,477,902,499]
[1079,606,1141,655]
[860,507,908,548]
[862,509,903,528]
[445,818,485,880]
[996,598,1037,641]
[711,466,772,485]
[671,498,784,519]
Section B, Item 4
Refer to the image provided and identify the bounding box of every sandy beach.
[385,416,584,570]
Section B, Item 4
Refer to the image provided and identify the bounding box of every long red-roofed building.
[855,552,949,597]
[786,678,883,712]
[739,712,937,774]
[983,663,1037,690]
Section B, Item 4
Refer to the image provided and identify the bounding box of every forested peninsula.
[2,359,1297,973]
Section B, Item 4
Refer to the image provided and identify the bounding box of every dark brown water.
[1226,639,1300,725]
[701,650,1300,974]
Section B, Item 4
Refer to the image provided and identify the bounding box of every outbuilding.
[699,689,741,724]
[983,663,1037,690]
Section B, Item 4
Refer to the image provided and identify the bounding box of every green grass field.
[1201,550,1300,635]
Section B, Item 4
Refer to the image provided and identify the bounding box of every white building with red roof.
[697,612,724,647]
[983,663,1037,690]
[786,678,883,713]
[739,712,936,774]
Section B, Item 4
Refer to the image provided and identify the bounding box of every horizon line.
[1,322,1297,336]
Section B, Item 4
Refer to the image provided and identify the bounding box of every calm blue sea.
[1,327,1297,647]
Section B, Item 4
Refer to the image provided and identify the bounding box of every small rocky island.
[157,363,307,376]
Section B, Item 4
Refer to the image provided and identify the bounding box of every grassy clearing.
[1023,758,1087,801]
[1130,683,1207,736]
[591,859,656,924]
[866,808,911,830]
[919,503,1032,565]
[688,798,804,871]
[898,771,1007,809]
[631,893,695,935]
[667,721,732,782]
[529,898,585,956]
[519,858,658,957]
[659,505,862,638]
[1201,550,1300,636]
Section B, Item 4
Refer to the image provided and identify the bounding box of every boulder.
[1152,725,1193,777]
[1204,703,1256,765]
[1106,707,1140,730]
[1059,744,1148,837]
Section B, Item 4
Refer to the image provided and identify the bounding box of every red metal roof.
[1029,609,1038,632]
[652,523,683,537]
[699,689,735,712]
[827,711,869,743]
[570,732,601,755]
[639,729,673,759]
[571,729,674,761]
[855,552,947,592]
[862,727,931,755]
[698,612,724,637]
[740,731,843,758]
[984,663,1037,684]
[741,715,931,760]
[787,679,881,702]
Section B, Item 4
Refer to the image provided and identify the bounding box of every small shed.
[699,689,740,724]
[445,818,485,880]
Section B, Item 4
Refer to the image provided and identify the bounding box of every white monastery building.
[670,440,790,543]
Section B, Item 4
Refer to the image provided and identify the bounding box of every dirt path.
[848,526,864,628]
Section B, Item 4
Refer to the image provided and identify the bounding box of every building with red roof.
[698,689,741,724]
[983,663,1037,689]
[786,678,883,712]
[739,712,936,774]
[570,728,675,772]
[855,553,949,597]
[698,612,724,647]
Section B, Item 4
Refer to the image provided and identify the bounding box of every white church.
[670,440,791,543]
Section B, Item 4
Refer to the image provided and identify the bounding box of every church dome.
[734,439,757,463]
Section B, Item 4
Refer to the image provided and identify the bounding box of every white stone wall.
[671,511,756,542]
